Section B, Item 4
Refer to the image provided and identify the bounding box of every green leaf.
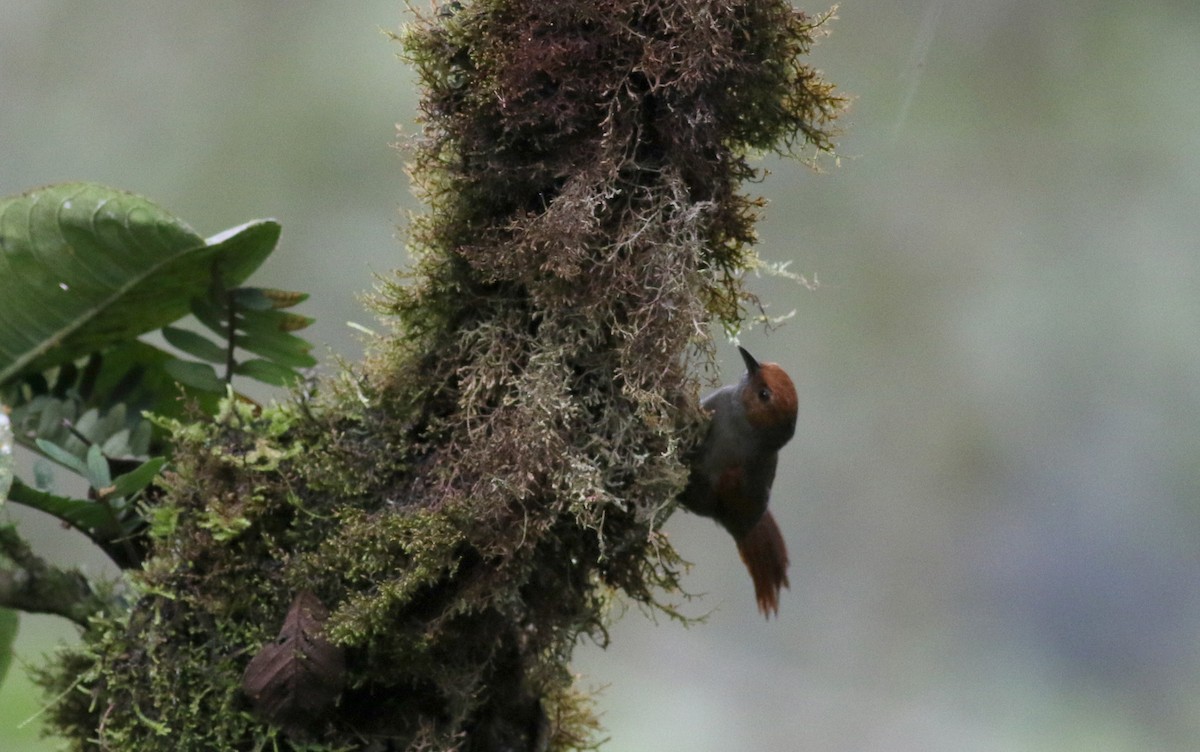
[110,456,165,499]
[234,359,301,387]
[74,407,100,441]
[85,444,111,490]
[34,438,88,476]
[234,287,310,311]
[85,340,219,421]
[100,427,132,457]
[0,607,17,689]
[234,332,317,369]
[260,288,309,310]
[5,348,183,460]
[164,360,224,393]
[202,219,282,286]
[231,288,276,311]
[6,478,116,537]
[190,296,228,337]
[77,352,103,399]
[33,395,70,439]
[237,309,315,336]
[162,326,226,363]
[10,394,82,458]
[32,461,53,490]
[95,402,128,439]
[0,182,281,385]
[128,420,153,456]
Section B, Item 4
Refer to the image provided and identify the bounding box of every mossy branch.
[31,1,842,750]
[0,525,108,628]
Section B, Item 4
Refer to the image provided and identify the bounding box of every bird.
[680,346,798,617]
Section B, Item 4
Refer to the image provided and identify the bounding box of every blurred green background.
[3,1,1200,750]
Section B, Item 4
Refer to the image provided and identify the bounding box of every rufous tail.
[735,511,790,618]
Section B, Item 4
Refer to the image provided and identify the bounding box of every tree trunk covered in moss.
[34,1,839,750]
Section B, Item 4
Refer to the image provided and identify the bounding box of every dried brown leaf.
[241,590,346,734]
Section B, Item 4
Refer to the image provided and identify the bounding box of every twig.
[0,524,109,627]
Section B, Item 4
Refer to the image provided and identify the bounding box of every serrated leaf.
[0,182,280,385]
[164,359,224,393]
[163,326,226,363]
[0,607,17,688]
[110,456,165,499]
[85,444,111,490]
[35,438,88,475]
[234,359,300,387]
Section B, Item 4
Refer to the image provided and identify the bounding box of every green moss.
[34,0,840,749]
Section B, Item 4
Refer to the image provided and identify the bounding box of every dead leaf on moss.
[241,590,345,733]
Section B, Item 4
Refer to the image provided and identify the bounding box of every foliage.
[0,182,313,688]
[0,183,276,384]
[0,182,314,569]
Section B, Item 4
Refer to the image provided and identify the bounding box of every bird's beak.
[738,346,761,374]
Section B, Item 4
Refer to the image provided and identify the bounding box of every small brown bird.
[681,347,798,617]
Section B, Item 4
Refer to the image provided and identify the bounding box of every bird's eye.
[758,388,771,402]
